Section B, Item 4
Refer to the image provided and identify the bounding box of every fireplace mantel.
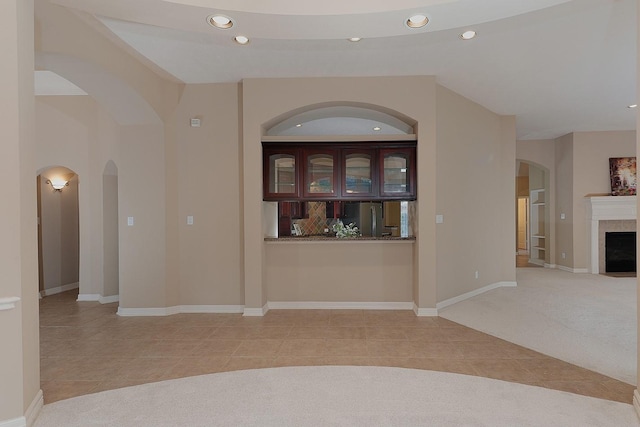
[586,196,636,274]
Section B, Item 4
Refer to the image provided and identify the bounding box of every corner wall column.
[0,0,42,425]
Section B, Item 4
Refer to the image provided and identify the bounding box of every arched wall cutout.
[35,52,161,126]
[103,160,118,176]
[264,101,417,136]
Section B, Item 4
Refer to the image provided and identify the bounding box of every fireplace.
[586,196,637,274]
[605,232,636,273]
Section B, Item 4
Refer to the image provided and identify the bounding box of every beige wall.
[36,97,98,296]
[551,131,636,271]
[173,83,244,305]
[266,242,414,302]
[555,133,574,269]
[118,124,169,308]
[36,0,184,311]
[242,76,438,310]
[571,131,636,270]
[36,97,119,300]
[103,172,119,297]
[435,86,516,301]
[35,0,182,124]
[0,0,39,422]
[35,96,176,310]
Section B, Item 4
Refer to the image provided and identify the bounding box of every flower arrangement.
[332,219,360,238]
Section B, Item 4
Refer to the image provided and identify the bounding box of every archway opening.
[37,166,80,297]
[515,160,549,268]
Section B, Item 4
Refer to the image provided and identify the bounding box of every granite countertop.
[264,235,416,242]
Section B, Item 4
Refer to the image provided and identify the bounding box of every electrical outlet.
[474,270,479,279]
[561,252,566,259]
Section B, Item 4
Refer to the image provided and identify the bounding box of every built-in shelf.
[529,188,547,265]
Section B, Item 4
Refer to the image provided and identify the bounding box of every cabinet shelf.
[263,142,416,201]
[529,188,547,264]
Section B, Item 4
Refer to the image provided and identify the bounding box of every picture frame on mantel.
[609,157,637,196]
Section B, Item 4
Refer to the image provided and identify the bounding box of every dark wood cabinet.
[341,148,376,199]
[379,147,416,199]
[263,142,416,201]
[302,148,339,199]
[263,147,300,200]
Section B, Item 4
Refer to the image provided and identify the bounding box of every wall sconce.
[46,178,69,192]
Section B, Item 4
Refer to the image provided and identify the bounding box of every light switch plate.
[435,215,444,224]
[127,216,134,226]
[187,216,194,225]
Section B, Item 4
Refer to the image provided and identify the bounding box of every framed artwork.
[609,157,637,196]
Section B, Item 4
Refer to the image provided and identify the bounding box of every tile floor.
[516,254,542,268]
[40,290,635,404]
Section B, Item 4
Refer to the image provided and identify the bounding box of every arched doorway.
[37,166,80,297]
[515,160,550,268]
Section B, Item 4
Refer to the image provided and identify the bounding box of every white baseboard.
[99,295,119,304]
[118,306,178,316]
[78,294,120,304]
[544,263,556,269]
[180,305,244,314]
[243,304,269,317]
[0,417,25,427]
[413,303,438,317]
[77,294,101,302]
[25,390,42,427]
[557,265,589,274]
[436,281,518,311]
[267,301,414,311]
[40,282,78,298]
[0,390,41,427]
[118,305,244,317]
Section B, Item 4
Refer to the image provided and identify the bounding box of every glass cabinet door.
[263,149,299,199]
[380,148,415,198]
[342,149,374,198]
[304,149,338,198]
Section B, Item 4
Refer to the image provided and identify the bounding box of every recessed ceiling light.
[406,14,428,29]
[348,37,362,42]
[296,124,303,127]
[207,15,233,29]
[628,104,637,109]
[234,36,250,45]
[460,30,477,40]
[373,126,381,131]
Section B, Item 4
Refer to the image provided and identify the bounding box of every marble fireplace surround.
[586,196,636,274]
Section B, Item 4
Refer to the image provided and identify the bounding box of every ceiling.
[42,0,637,140]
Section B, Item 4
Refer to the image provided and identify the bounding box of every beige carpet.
[33,366,639,426]
[440,268,637,385]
